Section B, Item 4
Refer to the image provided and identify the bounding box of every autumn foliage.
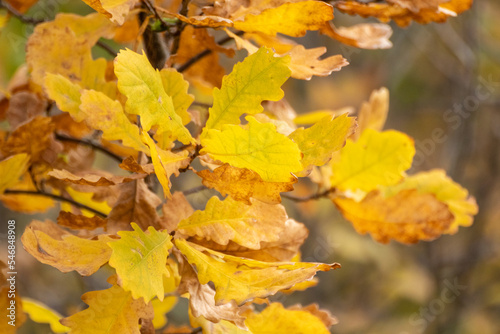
[0,0,478,333]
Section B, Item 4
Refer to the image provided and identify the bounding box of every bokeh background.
[1,0,499,333]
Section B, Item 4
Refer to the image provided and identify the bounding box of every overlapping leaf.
[80,0,138,25]
[0,153,30,194]
[202,116,302,182]
[204,47,290,131]
[21,220,113,275]
[330,129,415,194]
[178,196,287,249]
[60,284,153,334]
[175,239,340,305]
[114,49,194,144]
[108,223,173,302]
[290,114,356,175]
[334,189,454,244]
[22,298,70,333]
[234,1,334,37]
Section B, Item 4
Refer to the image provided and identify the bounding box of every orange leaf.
[334,189,454,244]
[197,164,296,205]
[57,211,107,230]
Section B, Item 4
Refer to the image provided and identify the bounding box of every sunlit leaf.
[204,47,290,131]
[202,117,302,182]
[178,196,287,249]
[108,223,173,302]
[151,296,177,329]
[80,0,138,25]
[60,285,153,334]
[114,49,194,145]
[22,298,70,333]
[21,220,113,275]
[0,153,30,194]
[330,129,415,194]
[175,239,340,305]
[290,114,356,175]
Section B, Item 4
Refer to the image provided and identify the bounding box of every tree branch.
[177,31,243,73]
[55,134,123,163]
[182,185,208,196]
[3,190,108,217]
[96,40,117,58]
[281,188,336,202]
[0,1,45,25]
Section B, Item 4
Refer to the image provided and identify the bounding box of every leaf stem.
[281,188,336,202]
[3,189,108,217]
[55,133,123,163]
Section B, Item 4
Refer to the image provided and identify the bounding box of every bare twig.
[96,40,117,58]
[177,31,243,73]
[0,1,45,24]
[55,133,123,163]
[3,189,108,217]
[182,185,208,196]
[281,188,336,202]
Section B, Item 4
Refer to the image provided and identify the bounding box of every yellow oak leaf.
[151,296,177,329]
[190,314,249,334]
[44,74,83,120]
[107,179,162,233]
[178,196,287,249]
[22,298,70,333]
[193,218,308,262]
[108,223,173,302]
[175,238,340,305]
[289,114,356,176]
[334,189,454,244]
[384,169,478,234]
[0,153,30,194]
[204,47,290,131]
[234,1,334,37]
[202,117,302,182]
[114,49,194,145]
[141,131,191,198]
[330,129,415,194]
[21,220,113,275]
[79,90,149,153]
[353,87,390,140]
[80,0,138,25]
[65,187,113,216]
[197,164,296,205]
[27,13,114,89]
[245,303,331,333]
[159,68,193,126]
[60,285,153,334]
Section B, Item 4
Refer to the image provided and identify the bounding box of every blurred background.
[1,0,499,333]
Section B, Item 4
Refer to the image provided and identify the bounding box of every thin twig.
[182,185,208,196]
[170,0,190,55]
[0,1,45,24]
[55,134,123,163]
[4,190,108,217]
[281,188,336,202]
[177,32,243,73]
[96,40,117,58]
[191,101,211,109]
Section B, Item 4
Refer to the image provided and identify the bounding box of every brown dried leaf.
[178,261,248,329]
[48,169,145,186]
[197,164,296,205]
[321,22,393,50]
[334,189,455,244]
[57,211,107,230]
[119,156,155,174]
[6,91,47,129]
[354,87,390,140]
[107,179,162,233]
[159,192,195,232]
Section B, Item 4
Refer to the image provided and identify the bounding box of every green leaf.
[108,223,173,302]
